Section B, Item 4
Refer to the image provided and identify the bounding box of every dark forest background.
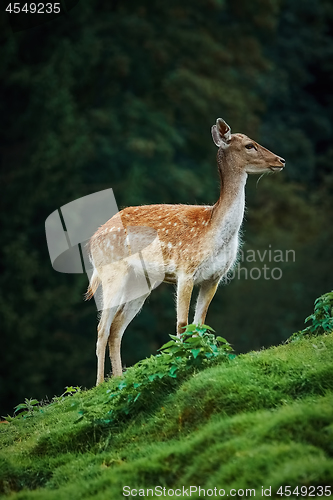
[1,0,333,416]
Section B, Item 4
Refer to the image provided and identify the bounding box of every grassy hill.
[1,323,333,499]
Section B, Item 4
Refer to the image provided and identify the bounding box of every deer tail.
[85,269,100,300]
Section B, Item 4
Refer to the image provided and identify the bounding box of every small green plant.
[3,386,81,422]
[288,290,333,342]
[49,385,81,405]
[3,398,40,422]
[159,323,234,366]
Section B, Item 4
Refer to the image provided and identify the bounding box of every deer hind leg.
[96,304,117,385]
[176,275,194,336]
[96,256,153,382]
[193,280,219,325]
[95,268,128,385]
[108,293,150,377]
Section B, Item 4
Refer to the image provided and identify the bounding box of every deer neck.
[211,148,247,236]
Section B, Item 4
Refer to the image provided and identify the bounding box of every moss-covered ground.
[1,333,333,499]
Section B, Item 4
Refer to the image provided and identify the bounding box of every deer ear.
[217,118,231,141]
[211,118,231,147]
[211,125,223,147]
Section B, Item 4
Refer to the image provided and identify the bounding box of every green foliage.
[306,291,333,335]
[159,323,233,363]
[76,325,233,425]
[1,333,333,497]
[9,399,40,421]
[48,386,81,405]
[3,387,81,423]
[288,291,333,342]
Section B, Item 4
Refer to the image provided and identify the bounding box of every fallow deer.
[87,118,285,384]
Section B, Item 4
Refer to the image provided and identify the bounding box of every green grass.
[1,333,333,499]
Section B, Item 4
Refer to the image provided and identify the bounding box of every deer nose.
[278,157,285,165]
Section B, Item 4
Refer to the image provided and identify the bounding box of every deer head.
[211,118,285,174]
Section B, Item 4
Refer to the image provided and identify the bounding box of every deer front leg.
[176,275,194,336]
[193,280,219,325]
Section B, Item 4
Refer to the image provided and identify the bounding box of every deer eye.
[245,144,255,150]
